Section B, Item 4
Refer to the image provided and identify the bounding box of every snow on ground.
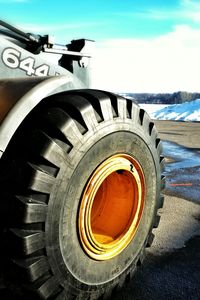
[140,99,200,122]
[139,104,169,116]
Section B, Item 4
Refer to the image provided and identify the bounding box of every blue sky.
[1,0,193,40]
[1,0,200,92]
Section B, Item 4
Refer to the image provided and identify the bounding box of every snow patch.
[140,100,200,122]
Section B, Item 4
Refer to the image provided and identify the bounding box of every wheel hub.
[78,154,145,260]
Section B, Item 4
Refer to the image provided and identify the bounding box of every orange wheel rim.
[78,154,145,260]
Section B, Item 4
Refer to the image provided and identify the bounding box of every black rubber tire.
[0,89,164,300]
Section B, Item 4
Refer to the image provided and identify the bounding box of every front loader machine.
[0,20,164,299]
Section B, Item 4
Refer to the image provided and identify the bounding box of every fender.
[0,75,85,157]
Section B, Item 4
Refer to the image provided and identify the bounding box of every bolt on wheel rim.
[79,154,145,260]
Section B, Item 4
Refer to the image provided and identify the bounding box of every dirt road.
[154,120,200,150]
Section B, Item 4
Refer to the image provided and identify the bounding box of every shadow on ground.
[114,235,200,300]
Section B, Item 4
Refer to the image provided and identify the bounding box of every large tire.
[0,89,164,299]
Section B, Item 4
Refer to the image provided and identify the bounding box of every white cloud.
[91,25,200,93]
[117,0,200,24]
[179,0,200,23]
[18,21,108,35]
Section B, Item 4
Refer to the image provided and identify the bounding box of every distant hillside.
[121,91,200,104]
